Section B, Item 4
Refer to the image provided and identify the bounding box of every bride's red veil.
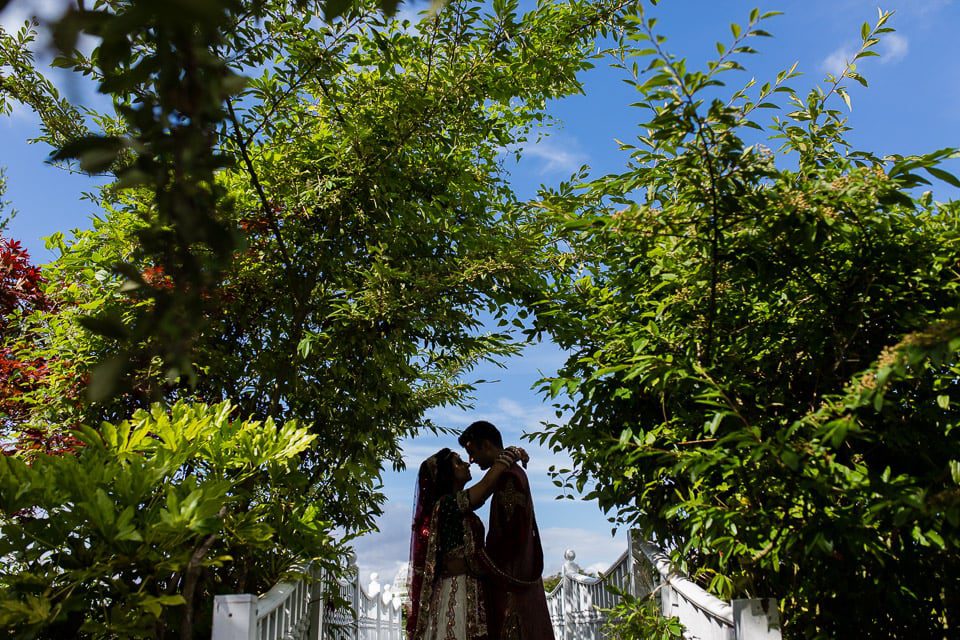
[406,451,446,638]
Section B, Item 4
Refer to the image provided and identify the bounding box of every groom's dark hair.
[459,420,503,449]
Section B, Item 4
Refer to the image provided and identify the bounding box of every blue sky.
[3,0,959,589]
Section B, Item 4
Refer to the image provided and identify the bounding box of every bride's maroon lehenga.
[408,464,489,640]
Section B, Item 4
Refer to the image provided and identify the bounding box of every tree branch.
[225,96,295,274]
[180,506,228,639]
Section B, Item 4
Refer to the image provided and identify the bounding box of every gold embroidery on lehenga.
[416,492,488,640]
[444,577,460,640]
[461,500,487,639]
[413,502,443,640]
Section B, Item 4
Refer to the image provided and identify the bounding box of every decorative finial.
[563,549,583,576]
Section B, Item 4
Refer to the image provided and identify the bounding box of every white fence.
[634,537,781,640]
[545,532,781,640]
[212,559,404,640]
[212,531,780,640]
[546,547,632,640]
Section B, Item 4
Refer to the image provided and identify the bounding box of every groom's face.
[463,440,495,470]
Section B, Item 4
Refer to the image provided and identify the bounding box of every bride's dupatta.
[408,454,440,640]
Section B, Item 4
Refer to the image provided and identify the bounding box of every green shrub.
[0,401,330,638]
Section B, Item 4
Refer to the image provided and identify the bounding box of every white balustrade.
[212,563,322,640]
[636,539,735,640]
[212,561,404,640]
[357,573,404,640]
[212,530,780,640]
[544,534,781,640]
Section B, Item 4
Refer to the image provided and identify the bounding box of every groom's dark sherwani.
[483,464,555,640]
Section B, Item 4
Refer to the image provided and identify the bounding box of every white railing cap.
[255,562,315,620]
[637,541,733,624]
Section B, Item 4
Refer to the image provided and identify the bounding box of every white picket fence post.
[211,594,257,640]
[733,599,781,640]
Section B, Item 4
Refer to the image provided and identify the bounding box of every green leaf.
[925,166,960,188]
[838,89,852,111]
[322,0,353,20]
[49,135,125,173]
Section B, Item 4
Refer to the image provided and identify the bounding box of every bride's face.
[450,453,472,486]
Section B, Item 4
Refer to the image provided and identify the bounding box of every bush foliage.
[0,401,327,638]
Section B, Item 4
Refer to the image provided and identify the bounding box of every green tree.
[531,9,960,638]
[5,0,635,526]
[0,0,636,635]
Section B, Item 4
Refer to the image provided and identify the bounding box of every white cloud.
[822,31,909,77]
[495,396,557,429]
[880,33,909,64]
[539,527,625,577]
[820,33,910,76]
[353,499,416,589]
[522,137,588,176]
[821,45,856,77]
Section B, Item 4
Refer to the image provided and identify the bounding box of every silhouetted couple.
[407,421,554,640]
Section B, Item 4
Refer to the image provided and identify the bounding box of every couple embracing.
[407,421,554,640]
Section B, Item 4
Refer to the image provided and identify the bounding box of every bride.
[406,446,525,640]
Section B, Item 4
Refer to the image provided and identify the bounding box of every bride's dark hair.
[424,448,457,497]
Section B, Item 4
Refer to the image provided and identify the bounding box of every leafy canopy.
[530,8,960,638]
[0,0,635,636]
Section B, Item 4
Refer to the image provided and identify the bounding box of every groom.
[459,421,555,640]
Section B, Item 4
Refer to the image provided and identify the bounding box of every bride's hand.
[506,445,529,468]
[495,448,519,468]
